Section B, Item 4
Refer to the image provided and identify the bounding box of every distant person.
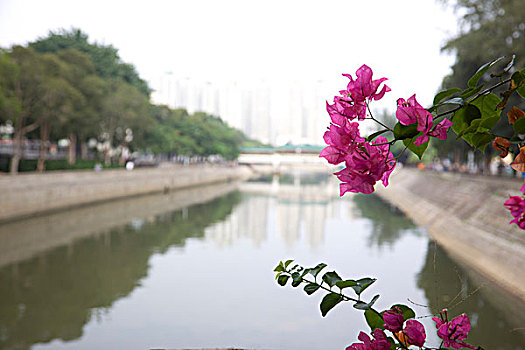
[126,160,134,171]
[94,163,102,172]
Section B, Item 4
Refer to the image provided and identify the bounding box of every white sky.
[0,0,459,110]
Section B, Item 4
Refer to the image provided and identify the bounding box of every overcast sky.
[0,0,459,109]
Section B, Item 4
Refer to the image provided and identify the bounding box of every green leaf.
[471,93,501,119]
[284,259,294,268]
[439,97,465,106]
[503,54,516,73]
[351,277,376,295]
[433,88,462,105]
[320,292,343,317]
[335,279,358,289]
[518,81,525,99]
[403,136,428,160]
[291,272,302,287]
[451,104,482,136]
[353,295,379,310]
[460,86,482,99]
[309,263,327,278]
[353,301,369,310]
[456,119,482,139]
[514,117,525,135]
[322,271,342,288]
[367,129,389,142]
[368,294,380,308]
[468,56,505,88]
[274,262,285,272]
[393,122,419,140]
[304,283,320,295]
[364,309,385,330]
[512,71,524,87]
[390,304,415,321]
[463,132,493,150]
[479,115,501,130]
[277,274,289,286]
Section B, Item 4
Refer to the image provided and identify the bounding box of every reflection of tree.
[417,242,525,349]
[0,191,241,350]
[352,194,419,247]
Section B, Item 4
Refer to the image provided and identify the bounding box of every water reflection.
[0,171,523,349]
[0,191,241,350]
[418,242,525,350]
[352,194,421,248]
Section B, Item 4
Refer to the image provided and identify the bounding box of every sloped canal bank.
[375,168,525,304]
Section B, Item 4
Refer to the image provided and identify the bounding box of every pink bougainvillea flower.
[326,97,366,123]
[428,118,453,140]
[396,95,453,146]
[319,122,365,165]
[504,193,525,229]
[433,312,476,349]
[346,329,390,350]
[335,136,396,195]
[327,65,390,121]
[383,307,404,332]
[414,117,453,147]
[344,65,391,103]
[396,95,430,127]
[403,319,426,347]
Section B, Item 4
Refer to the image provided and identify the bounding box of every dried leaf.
[511,147,525,172]
[508,106,525,125]
[492,137,511,157]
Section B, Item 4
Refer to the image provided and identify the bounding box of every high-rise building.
[151,74,329,145]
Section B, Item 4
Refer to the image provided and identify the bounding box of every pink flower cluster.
[383,307,426,347]
[346,329,390,350]
[504,183,525,229]
[320,65,395,195]
[432,310,476,349]
[320,65,454,195]
[396,95,453,146]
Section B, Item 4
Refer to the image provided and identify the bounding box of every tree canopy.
[434,0,525,166]
[0,29,250,172]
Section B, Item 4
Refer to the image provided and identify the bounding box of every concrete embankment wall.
[375,168,525,302]
[0,181,242,269]
[0,165,252,222]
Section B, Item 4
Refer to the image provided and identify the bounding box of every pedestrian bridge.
[238,145,330,170]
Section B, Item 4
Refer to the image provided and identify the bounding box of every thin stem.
[395,144,409,160]
[434,78,512,121]
[371,141,395,146]
[366,102,393,132]
[299,275,359,303]
[471,77,511,101]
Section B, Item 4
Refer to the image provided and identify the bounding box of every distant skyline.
[0,0,460,144]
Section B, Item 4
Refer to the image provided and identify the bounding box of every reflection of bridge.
[238,145,331,171]
[239,174,340,202]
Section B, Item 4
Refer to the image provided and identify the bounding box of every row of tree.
[0,29,250,173]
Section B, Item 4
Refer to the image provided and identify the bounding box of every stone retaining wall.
[0,165,252,222]
[375,168,525,302]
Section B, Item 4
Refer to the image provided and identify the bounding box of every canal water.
[0,171,524,350]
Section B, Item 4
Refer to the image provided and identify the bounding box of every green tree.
[34,52,83,172]
[100,80,151,165]
[437,0,525,169]
[54,48,103,164]
[30,28,150,96]
[5,46,47,174]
